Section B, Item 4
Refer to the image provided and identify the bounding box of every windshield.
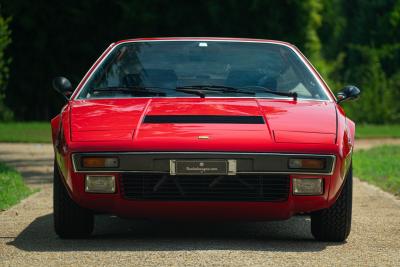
[77,41,330,100]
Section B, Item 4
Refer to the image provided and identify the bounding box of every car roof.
[113,37,295,48]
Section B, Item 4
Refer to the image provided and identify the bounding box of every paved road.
[0,141,399,266]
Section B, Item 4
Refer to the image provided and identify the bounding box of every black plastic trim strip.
[143,115,265,124]
[72,152,336,175]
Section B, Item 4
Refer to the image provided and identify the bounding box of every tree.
[0,11,12,121]
[1,0,399,123]
[319,0,400,123]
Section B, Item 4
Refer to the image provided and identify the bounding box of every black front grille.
[120,173,290,202]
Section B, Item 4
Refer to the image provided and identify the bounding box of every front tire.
[311,164,353,242]
[53,161,94,238]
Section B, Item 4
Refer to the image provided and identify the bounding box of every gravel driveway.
[0,141,399,266]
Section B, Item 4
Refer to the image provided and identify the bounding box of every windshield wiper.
[261,89,297,100]
[175,85,256,98]
[91,86,167,96]
[175,88,207,98]
[91,85,297,100]
[238,85,298,100]
[176,85,297,100]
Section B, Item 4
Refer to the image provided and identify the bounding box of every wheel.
[311,164,353,242]
[53,161,94,238]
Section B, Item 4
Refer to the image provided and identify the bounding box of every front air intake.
[120,173,289,202]
[143,115,265,124]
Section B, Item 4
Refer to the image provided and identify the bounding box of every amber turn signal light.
[82,157,119,168]
[288,158,325,169]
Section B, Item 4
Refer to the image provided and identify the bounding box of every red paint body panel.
[274,131,336,144]
[70,98,338,150]
[259,100,337,134]
[53,37,355,221]
[70,99,149,132]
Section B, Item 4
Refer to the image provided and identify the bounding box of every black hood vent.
[143,115,265,124]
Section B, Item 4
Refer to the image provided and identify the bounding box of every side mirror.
[52,76,73,100]
[336,85,361,104]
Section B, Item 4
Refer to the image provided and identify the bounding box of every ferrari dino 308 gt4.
[51,37,360,241]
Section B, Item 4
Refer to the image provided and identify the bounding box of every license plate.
[170,159,236,175]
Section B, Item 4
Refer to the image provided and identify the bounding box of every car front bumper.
[57,151,344,221]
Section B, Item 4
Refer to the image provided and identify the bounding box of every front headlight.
[85,175,116,193]
[293,178,323,195]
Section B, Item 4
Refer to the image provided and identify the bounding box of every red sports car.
[51,37,360,241]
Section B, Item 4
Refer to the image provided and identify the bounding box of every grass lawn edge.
[353,145,400,197]
[0,162,38,211]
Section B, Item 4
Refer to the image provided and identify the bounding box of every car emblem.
[198,136,209,140]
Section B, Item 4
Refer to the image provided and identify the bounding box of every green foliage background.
[0,13,12,121]
[0,0,399,123]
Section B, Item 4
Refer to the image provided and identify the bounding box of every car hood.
[70,98,337,146]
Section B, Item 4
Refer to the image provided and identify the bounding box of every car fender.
[327,105,354,206]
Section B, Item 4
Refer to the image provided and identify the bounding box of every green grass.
[356,124,400,139]
[0,122,51,143]
[0,162,35,210]
[353,145,400,196]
